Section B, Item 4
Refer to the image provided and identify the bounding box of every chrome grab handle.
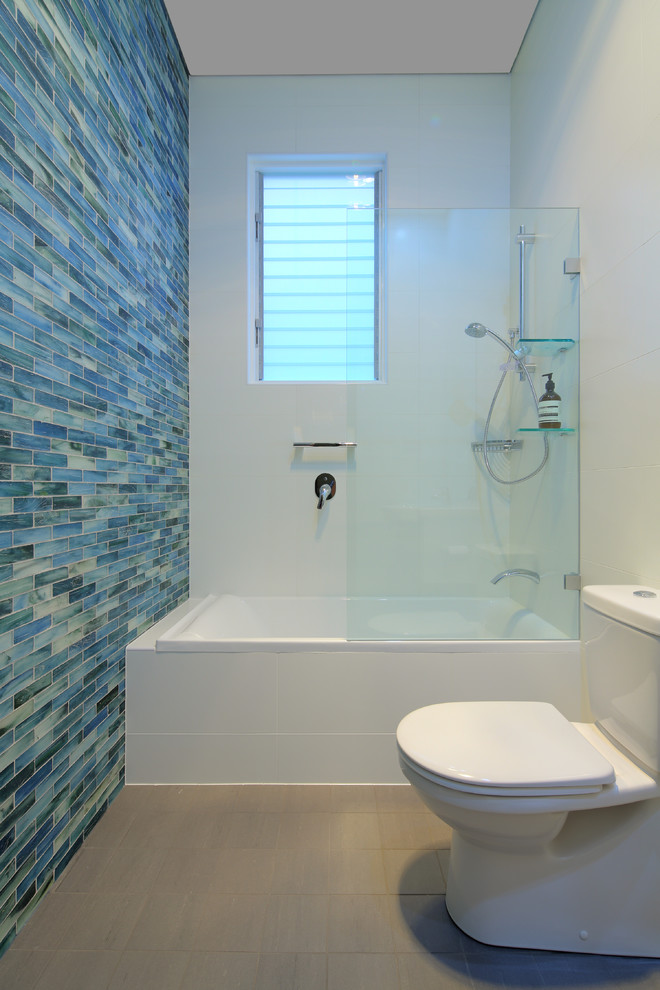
[293,442,357,448]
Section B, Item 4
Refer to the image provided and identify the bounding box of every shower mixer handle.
[315,473,336,510]
[317,485,331,509]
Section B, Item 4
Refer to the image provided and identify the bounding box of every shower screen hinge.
[563,258,581,276]
[564,573,582,591]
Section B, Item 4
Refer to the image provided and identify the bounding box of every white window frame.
[247,154,386,384]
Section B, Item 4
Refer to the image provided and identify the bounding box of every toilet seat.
[396,701,616,797]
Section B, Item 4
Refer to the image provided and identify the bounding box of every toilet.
[396,585,660,957]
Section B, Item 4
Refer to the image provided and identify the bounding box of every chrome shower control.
[315,473,336,509]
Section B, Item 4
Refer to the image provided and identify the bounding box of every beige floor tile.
[0,948,51,990]
[255,952,327,990]
[468,953,547,989]
[32,950,120,990]
[137,785,239,813]
[327,895,394,953]
[329,812,381,849]
[83,802,136,848]
[330,785,378,812]
[276,813,330,849]
[205,848,275,894]
[209,812,281,849]
[93,846,167,894]
[180,951,258,989]
[110,786,155,813]
[190,893,269,952]
[327,849,387,895]
[375,784,430,813]
[55,846,116,893]
[151,848,217,894]
[383,849,446,895]
[60,893,147,951]
[379,812,450,850]
[151,847,275,896]
[531,952,656,979]
[432,818,452,848]
[328,952,399,990]
[20,785,660,990]
[231,785,287,812]
[125,893,199,951]
[107,949,191,989]
[438,848,450,884]
[390,894,465,954]
[282,785,333,812]
[17,892,87,950]
[176,808,226,848]
[398,951,474,990]
[126,890,268,954]
[121,809,217,850]
[261,894,328,953]
[118,809,187,849]
[270,848,329,894]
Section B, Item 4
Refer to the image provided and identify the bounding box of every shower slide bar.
[293,442,357,448]
[471,439,522,454]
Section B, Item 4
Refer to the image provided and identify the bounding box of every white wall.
[511,0,660,588]
[189,75,512,598]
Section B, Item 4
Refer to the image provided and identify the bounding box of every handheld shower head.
[464,322,519,360]
[465,322,488,338]
[465,318,549,485]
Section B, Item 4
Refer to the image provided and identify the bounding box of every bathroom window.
[248,156,385,382]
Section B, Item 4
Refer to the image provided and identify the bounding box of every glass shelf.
[518,427,576,435]
[517,338,576,356]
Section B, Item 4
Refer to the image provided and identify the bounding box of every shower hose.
[481,359,549,485]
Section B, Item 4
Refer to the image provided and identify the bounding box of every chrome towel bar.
[293,442,357,448]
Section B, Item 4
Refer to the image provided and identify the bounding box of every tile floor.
[2,784,660,989]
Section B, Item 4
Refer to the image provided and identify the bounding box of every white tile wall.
[189,74,511,599]
[511,0,660,588]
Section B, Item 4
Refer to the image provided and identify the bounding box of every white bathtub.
[126,595,581,784]
[156,593,570,651]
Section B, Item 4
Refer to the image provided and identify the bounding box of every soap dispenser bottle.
[538,372,561,429]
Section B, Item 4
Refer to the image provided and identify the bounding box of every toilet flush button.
[579,930,589,941]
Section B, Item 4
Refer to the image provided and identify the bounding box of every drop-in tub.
[154,593,570,651]
[126,594,581,784]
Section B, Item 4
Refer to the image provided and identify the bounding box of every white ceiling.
[164,0,539,77]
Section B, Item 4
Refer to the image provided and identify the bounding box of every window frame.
[247,154,386,384]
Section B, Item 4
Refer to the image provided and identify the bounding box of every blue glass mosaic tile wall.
[0,0,189,952]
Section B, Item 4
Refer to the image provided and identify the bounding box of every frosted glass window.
[251,164,384,382]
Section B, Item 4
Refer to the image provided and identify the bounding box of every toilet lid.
[397,701,616,794]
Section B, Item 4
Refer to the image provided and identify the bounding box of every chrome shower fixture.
[465,320,549,485]
[464,323,521,360]
[465,322,488,338]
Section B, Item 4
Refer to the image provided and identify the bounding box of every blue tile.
[0,0,189,954]
[13,526,52,546]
